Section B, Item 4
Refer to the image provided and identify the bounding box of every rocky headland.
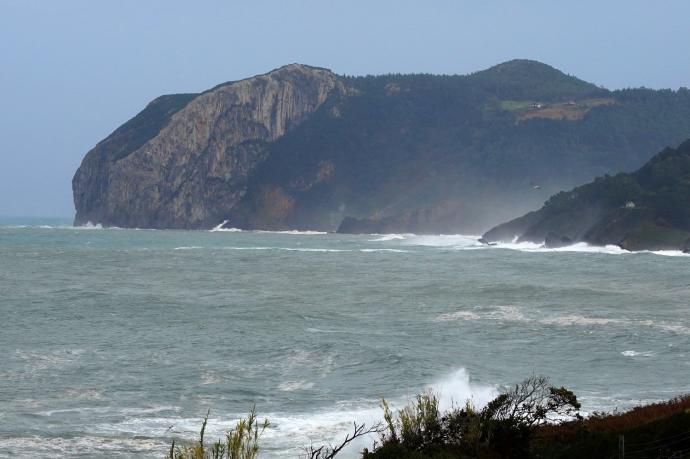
[73,61,690,232]
[483,140,690,252]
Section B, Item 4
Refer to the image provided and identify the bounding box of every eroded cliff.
[73,64,346,228]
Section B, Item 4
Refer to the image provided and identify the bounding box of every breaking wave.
[368,233,689,257]
[2,368,495,459]
[368,234,410,242]
[210,220,242,232]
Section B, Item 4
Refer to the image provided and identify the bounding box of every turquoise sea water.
[1,220,689,457]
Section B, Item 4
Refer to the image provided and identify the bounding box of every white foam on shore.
[367,232,689,257]
[210,227,243,232]
[210,220,242,232]
[494,241,629,255]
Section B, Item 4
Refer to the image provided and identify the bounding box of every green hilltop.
[483,139,690,251]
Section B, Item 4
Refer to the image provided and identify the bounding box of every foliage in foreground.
[168,407,269,459]
[366,375,580,459]
[168,377,690,458]
[168,408,377,459]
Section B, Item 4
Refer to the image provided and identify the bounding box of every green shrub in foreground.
[168,407,269,459]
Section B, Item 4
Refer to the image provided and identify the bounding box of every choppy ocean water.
[1,218,689,457]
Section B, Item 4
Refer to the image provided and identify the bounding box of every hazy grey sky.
[1,0,689,217]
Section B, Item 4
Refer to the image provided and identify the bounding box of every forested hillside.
[73,60,690,232]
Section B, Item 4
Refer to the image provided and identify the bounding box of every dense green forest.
[228,61,690,233]
[483,139,690,251]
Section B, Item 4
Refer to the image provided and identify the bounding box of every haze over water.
[1,221,689,457]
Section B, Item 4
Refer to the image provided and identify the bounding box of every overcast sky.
[1,0,689,217]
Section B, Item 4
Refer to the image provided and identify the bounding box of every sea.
[1,217,689,458]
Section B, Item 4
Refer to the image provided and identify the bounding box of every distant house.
[531,102,544,109]
[625,201,636,208]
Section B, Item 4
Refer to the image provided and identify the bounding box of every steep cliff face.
[73,64,346,228]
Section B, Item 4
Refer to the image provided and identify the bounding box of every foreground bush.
[168,407,269,459]
[366,375,580,459]
[168,379,690,458]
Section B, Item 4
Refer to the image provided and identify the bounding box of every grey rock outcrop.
[73,64,346,228]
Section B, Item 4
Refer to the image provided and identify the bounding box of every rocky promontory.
[483,140,690,252]
[73,64,347,228]
[73,61,690,232]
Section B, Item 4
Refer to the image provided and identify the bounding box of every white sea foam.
[359,248,408,253]
[173,246,203,250]
[0,369,506,458]
[77,221,104,229]
[0,436,167,458]
[540,315,621,326]
[400,234,482,248]
[368,232,689,257]
[487,305,529,322]
[266,367,497,457]
[256,229,329,235]
[222,246,348,252]
[210,220,241,232]
[368,234,410,241]
[278,380,315,392]
[433,306,690,336]
[429,368,498,412]
[211,226,243,232]
[434,311,481,322]
[432,305,529,325]
[491,241,629,255]
[646,250,690,257]
[621,350,655,357]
